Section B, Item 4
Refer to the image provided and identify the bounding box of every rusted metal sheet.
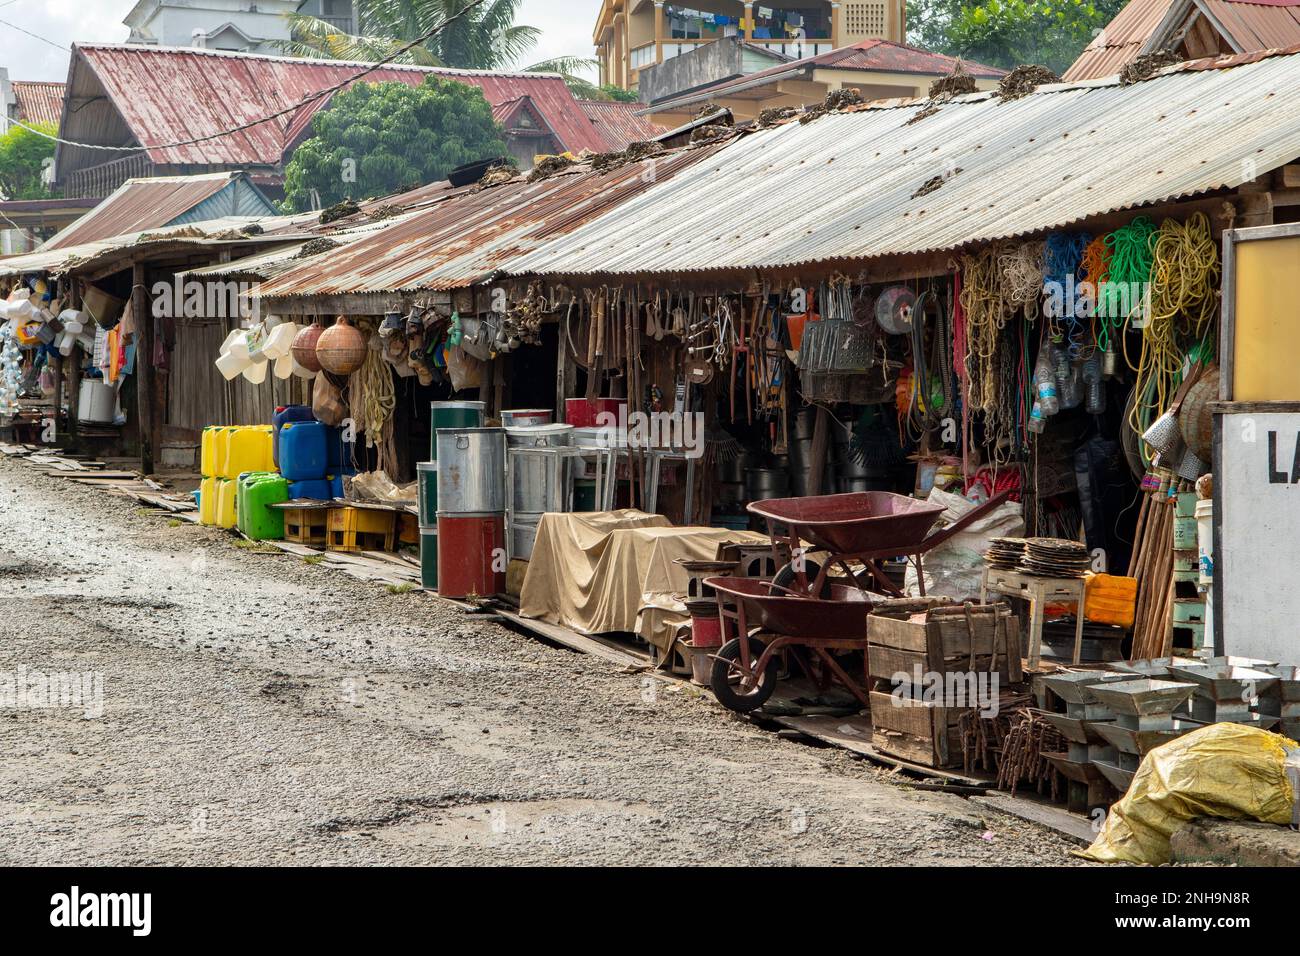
[1063,0,1176,80]
[72,44,615,170]
[576,100,666,150]
[508,47,1300,278]
[1202,0,1300,50]
[11,80,64,127]
[253,144,723,300]
[43,173,252,250]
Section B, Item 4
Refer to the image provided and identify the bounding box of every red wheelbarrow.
[704,489,1012,713]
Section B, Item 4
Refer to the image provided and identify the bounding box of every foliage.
[281,0,599,95]
[907,0,1127,74]
[282,77,508,212]
[0,122,56,200]
[597,84,640,103]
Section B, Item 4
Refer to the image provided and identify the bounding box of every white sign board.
[1218,411,1300,664]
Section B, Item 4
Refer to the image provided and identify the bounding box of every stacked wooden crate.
[867,603,1021,768]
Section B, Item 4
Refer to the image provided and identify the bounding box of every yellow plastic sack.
[1077,722,1297,865]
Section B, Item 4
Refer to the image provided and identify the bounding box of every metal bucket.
[436,427,506,515]
[506,424,574,449]
[417,461,438,525]
[419,525,438,590]
[509,446,572,515]
[436,513,504,598]
[430,401,485,460]
[501,408,553,427]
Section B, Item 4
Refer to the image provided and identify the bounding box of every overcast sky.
[0,0,596,82]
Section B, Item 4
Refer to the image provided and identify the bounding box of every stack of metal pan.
[1019,537,1091,577]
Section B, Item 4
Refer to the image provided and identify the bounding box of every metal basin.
[1201,655,1279,670]
[1092,719,1196,755]
[1109,657,1201,678]
[1088,679,1197,717]
[1043,753,1108,785]
[1167,664,1279,702]
[1260,665,1300,703]
[1094,760,1136,794]
[1040,711,1113,745]
[1042,670,1130,706]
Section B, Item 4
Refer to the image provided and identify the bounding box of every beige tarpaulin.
[519,510,767,650]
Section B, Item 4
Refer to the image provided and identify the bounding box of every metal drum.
[501,408,553,427]
[419,525,438,590]
[507,425,574,515]
[437,513,505,598]
[417,461,438,525]
[745,467,789,501]
[436,427,506,515]
[430,401,485,460]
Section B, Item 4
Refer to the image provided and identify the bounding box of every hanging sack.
[311,373,347,426]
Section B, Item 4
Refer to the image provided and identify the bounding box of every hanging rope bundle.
[1099,216,1157,343]
[958,246,1007,415]
[1125,212,1219,443]
[998,240,1045,320]
[1042,231,1091,355]
[350,334,397,473]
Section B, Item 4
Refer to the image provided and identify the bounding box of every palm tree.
[281,0,605,99]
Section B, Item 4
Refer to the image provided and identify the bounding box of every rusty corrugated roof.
[253,142,725,299]
[70,44,613,167]
[43,172,253,250]
[1064,0,1300,80]
[11,80,64,127]
[577,100,666,150]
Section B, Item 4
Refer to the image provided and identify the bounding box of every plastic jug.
[279,421,329,481]
[200,427,222,478]
[287,478,332,501]
[240,472,289,541]
[215,479,238,529]
[223,425,274,479]
[199,476,218,525]
[325,425,356,475]
[272,405,315,467]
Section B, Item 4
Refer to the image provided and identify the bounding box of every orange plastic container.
[1084,573,1138,629]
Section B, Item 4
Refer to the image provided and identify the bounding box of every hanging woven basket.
[291,320,325,373]
[316,315,367,375]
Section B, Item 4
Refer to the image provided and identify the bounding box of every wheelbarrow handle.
[917,490,1013,551]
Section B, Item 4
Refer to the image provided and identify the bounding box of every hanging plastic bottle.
[1034,341,1059,416]
[1028,400,1047,434]
[1081,350,1105,414]
[1053,339,1083,410]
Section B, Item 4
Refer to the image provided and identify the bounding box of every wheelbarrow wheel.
[773,560,831,598]
[710,636,779,713]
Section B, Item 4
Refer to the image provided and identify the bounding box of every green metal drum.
[431,401,485,460]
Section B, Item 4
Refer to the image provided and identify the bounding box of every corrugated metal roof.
[11,80,64,126]
[42,173,270,250]
[254,144,725,299]
[71,44,613,167]
[648,39,1006,114]
[1064,0,1300,80]
[577,100,666,150]
[1203,0,1300,48]
[0,218,305,279]
[507,48,1300,277]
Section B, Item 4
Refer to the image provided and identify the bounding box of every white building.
[123,1,356,54]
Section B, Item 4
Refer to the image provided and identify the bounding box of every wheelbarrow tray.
[747,491,946,557]
[705,575,876,641]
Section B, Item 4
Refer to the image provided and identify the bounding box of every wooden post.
[133,259,155,474]
[808,404,829,495]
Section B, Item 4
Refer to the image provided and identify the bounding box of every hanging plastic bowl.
[273,354,294,380]
[242,359,269,384]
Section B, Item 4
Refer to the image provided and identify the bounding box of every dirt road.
[0,457,1082,865]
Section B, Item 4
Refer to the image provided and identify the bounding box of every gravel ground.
[0,456,1085,866]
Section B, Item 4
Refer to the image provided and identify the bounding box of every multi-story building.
[123,1,356,53]
[594,0,906,93]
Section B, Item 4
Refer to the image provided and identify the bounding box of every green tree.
[0,121,57,200]
[282,0,602,98]
[598,84,640,103]
[908,0,1127,74]
[282,76,509,212]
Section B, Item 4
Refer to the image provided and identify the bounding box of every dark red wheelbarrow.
[704,489,1012,713]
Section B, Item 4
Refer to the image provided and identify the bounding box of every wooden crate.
[867,603,1022,688]
[869,690,966,768]
[327,507,397,553]
[283,506,328,546]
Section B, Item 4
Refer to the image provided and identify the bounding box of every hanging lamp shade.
[291,320,325,373]
[315,315,366,375]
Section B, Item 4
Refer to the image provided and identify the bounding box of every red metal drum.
[436,514,505,598]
